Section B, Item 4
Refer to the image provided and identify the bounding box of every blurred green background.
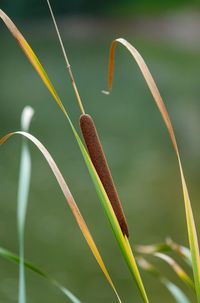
[1,0,200,302]
[1,0,198,17]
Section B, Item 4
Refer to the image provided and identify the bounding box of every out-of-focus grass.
[0,25,200,302]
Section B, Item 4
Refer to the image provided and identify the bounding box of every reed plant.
[0,2,200,302]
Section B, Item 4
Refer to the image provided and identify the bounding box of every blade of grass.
[166,238,192,267]
[17,106,34,303]
[0,10,67,117]
[137,257,190,303]
[164,280,191,303]
[72,129,149,302]
[107,37,200,302]
[0,131,121,303]
[154,253,194,290]
[136,239,192,267]
[0,246,81,303]
[0,11,148,302]
[136,243,171,254]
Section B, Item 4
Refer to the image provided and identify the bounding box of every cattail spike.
[80,114,129,237]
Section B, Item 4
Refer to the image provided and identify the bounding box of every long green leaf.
[71,125,149,302]
[0,10,148,302]
[163,279,190,303]
[154,253,194,290]
[17,106,34,303]
[0,246,81,303]
[108,37,200,302]
[137,257,190,303]
[0,131,121,303]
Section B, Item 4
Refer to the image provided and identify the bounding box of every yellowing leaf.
[0,11,148,302]
[154,253,194,290]
[108,37,200,302]
[0,9,67,116]
[0,131,121,303]
[137,257,190,303]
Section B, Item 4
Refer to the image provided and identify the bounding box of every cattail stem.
[80,114,129,237]
[46,0,85,115]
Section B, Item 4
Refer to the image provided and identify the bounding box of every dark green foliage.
[1,0,198,18]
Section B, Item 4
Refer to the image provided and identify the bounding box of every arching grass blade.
[107,37,200,302]
[154,253,194,290]
[138,257,190,303]
[0,131,121,303]
[0,246,81,303]
[136,239,192,267]
[0,11,148,302]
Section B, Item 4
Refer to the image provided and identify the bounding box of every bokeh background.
[1,0,200,302]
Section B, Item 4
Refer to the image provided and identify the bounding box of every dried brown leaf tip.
[0,10,21,42]
[80,114,129,237]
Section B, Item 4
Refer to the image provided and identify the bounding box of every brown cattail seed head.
[80,114,129,237]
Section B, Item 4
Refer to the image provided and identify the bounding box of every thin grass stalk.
[46,0,85,115]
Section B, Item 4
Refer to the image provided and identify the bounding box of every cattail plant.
[46,0,129,238]
[0,1,200,303]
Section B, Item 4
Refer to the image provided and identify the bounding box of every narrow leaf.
[166,238,192,267]
[0,11,148,302]
[0,9,67,116]
[0,132,121,303]
[138,257,190,303]
[136,243,171,254]
[136,239,192,267]
[108,37,200,301]
[72,128,149,302]
[17,106,34,303]
[154,253,194,290]
[163,279,190,303]
[0,246,81,303]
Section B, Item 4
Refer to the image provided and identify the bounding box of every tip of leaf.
[101,90,110,95]
[21,106,34,131]
[0,9,19,38]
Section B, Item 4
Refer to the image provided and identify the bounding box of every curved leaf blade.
[138,257,190,303]
[108,37,200,302]
[0,9,67,117]
[0,132,121,303]
[163,279,190,303]
[166,238,192,267]
[0,246,81,303]
[0,11,148,302]
[136,239,192,267]
[154,253,194,290]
